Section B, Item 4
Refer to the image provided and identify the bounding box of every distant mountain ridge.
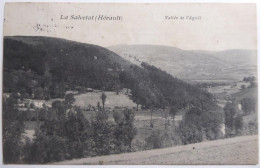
[108,45,257,82]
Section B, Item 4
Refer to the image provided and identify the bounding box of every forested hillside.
[3,36,226,164]
[4,36,216,110]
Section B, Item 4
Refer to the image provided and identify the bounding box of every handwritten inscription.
[33,23,74,32]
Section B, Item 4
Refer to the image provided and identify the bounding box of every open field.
[207,81,255,109]
[207,81,250,94]
[231,87,258,101]
[74,92,136,109]
[53,135,258,165]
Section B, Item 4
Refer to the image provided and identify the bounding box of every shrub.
[178,122,203,145]
[145,131,162,149]
[234,114,243,134]
[131,139,146,152]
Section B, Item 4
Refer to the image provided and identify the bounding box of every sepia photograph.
[1,2,258,165]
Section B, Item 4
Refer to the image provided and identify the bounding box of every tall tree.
[52,100,66,120]
[100,92,107,110]
[97,101,101,111]
[234,114,243,134]
[224,102,237,135]
[169,106,178,125]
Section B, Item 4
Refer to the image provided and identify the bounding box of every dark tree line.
[194,82,229,88]
[243,76,256,82]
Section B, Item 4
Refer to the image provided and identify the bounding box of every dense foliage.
[4,36,216,111]
[240,98,256,115]
[179,107,222,144]
[3,95,25,163]
[23,103,136,163]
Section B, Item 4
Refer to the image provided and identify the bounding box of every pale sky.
[4,3,257,50]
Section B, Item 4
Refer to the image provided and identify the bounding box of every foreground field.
[74,92,136,108]
[53,135,258,165]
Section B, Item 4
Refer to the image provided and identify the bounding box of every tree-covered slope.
[3,36,216,110]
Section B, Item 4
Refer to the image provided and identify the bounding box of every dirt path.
[53,135,258,165]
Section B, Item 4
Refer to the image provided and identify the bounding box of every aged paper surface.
[2,2,258,165]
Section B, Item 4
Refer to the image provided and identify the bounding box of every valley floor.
[53,135,258,165]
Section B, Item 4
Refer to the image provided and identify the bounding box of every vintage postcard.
[2,2,258,165]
